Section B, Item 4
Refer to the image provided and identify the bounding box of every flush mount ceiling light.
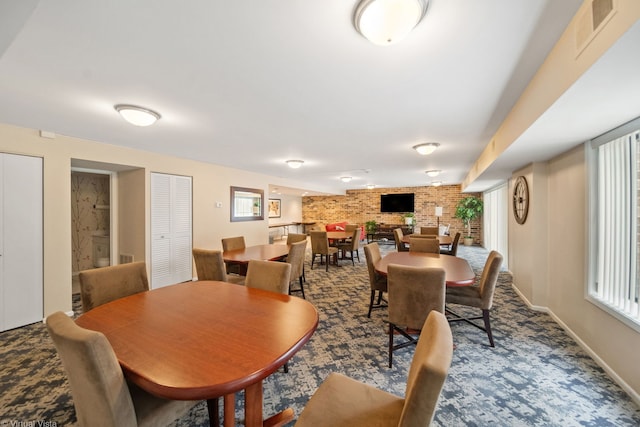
[425,169,441,177]
[286,159,304,169]
[413,142,440,155]
[340,176,353,183]
[431,181,442,187]
[354,0,428,46]
[367,184,376,189]
[114,104,161,127]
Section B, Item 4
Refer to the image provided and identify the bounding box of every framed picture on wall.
[268,199,281,218]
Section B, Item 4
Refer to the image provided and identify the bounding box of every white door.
[1,153,43,331]
[150,173,192,288]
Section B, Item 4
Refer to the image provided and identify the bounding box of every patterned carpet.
[1,244,639,426]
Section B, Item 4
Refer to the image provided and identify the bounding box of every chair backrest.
[409,237,440,254]
[310,231,330,254]
[46,311,138,427]
[363,243,386,292]
[245,260,292,294]
[79,262,149,312]
[478,250,503,310]
[420,226,439,236]
[221,236,245,251]
[393,228,407,252]
[399,311,453,427]
[192,248,228,281]
[286,233,307,244]
[287,240,307,280]
[343,227,362,251]
[388,265,445,330]
[345,224,358,233]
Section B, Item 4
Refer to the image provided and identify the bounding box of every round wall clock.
[513,176,529,224]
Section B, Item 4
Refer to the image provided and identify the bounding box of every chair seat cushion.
[446,285,483,308]
[129,381,199,427]
[295,373,403,427]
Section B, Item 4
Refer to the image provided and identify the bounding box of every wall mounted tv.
[380,193,415,213]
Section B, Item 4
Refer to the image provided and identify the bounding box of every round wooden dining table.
[374,252,475,287]
[75,280,319,427]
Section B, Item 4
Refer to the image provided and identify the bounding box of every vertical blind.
[594,130,639,322]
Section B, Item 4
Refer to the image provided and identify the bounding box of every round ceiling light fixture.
[354,0,428,46]
[425,169,441,177]
[413,142,440,155]
[431,181,442,187]
[340,176,353,183]
[286,159,305,169]
[366,184,376,189]
[114,104,161,127]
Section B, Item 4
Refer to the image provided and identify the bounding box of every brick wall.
[302,185,483,244]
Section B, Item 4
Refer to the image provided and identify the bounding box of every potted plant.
[454,196,483,245]
[401,212,416,226]
[365,220,377,233]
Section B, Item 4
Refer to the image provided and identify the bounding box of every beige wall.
[0,123,279,315]
[511,144,640,402]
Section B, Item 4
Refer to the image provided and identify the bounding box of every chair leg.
[388,322,394,368]
[325,254,329,272]
[284,361,289,373]
[368,290,375,318]
[311,254,316,270]
[483,309,494,347]
[299,276,305,299]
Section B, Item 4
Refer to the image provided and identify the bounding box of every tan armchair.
[287,240,307,299]
[409,237,440,254]
[294,311,453,426]
[221,236,245,275]
[420,226,438,235]
[78,262,149,312]
[393,228,409,252]
[192,248,244,285]
[363,243,387,318]
[336,227,361,265]
[446,250,503,347]
[286,233,308,283]
[310,231,339,272]
[387,265,446,368]
[440,232,461,256]
[46,311,198,427]
[245,259,292,295]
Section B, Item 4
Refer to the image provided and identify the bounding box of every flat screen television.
[380,193,414,213]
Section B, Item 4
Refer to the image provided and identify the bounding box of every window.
[589,124,640,330]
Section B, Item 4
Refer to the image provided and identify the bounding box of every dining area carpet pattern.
[1,245,639,426]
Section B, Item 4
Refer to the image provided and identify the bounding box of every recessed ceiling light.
[286,160,304,169]
[340,176,353,183]
[413,142,440,155]
[354,0,429,46]
[425,170,441,177]
[114,104,161,127]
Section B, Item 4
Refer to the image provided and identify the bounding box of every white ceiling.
[1,1,637,196]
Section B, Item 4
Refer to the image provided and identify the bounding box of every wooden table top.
[222,244,290,263]
[326,231,351,240]
[402,234,453,245]
[374,252,475,286]
[75,281,319,401]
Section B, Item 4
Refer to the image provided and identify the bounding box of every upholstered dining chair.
[446,250,503,347]
[440,232,461,256]
[286,240,307,299]
[387,265,446,368]
[46,311,199,427]
[78,262,149,312]
[310,231,339,272]
[294,311,453,427]
[393,228,409,252]
[286,233,308,282]
[409,237,440,254]
[420,226,439,235]
[221,236,245,275]
[336,227,361,265]
[192,248,245,285]
[244,259,292,295]
[363,243,388,318]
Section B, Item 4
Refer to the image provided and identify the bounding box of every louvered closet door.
[151,173,192,288]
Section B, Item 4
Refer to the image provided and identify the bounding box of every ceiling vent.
[575,0,616,56]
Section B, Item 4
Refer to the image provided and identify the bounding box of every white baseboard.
[511,283,640,407]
